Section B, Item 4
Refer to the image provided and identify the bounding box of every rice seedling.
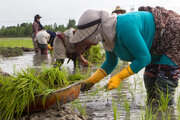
[112,97,120,120]
[83,44,104,62]
[0,65,85,119]
[90,85,107,98]
[123,95,130,113]
[156,86,171,111]
[128,83,135,101]
[0,68,54,120]
[166,109,172,120]
[39,66,69,88]
[116,82,124,102]
[133,77,137,90]
[140,103,157,120]
[70,98,87,119]
[159,108,171,120]
[67,72,86,84]
[177,93,180,119]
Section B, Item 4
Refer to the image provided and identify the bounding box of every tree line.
[0,19,76,38]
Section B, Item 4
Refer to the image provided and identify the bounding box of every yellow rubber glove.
[47,44,53,50]
[81,68,107,91]
[47,44,51,49]
[107,65,134,90]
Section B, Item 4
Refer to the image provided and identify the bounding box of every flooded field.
[0,52,180,120]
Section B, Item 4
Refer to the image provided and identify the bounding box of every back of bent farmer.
[69,6,180,105]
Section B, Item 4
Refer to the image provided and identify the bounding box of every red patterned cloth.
[139,6,180,66]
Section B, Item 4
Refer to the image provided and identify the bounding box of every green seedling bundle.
[0,66,85,120]
[83,44,104,62]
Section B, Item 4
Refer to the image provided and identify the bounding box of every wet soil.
[0,47,34,57]
[0,67,10,77]
[20,106,84,120]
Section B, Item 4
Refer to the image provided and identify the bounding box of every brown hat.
[112,6,126,14]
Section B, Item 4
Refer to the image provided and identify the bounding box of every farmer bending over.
[53,28,90,69]
[69,6,180,105]
[35,30,56,55]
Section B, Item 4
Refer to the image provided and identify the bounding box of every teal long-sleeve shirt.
[101,11,176,74]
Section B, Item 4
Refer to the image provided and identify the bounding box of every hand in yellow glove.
[81,68,107,91]
[47,44,53,50]
[107,65,134,90]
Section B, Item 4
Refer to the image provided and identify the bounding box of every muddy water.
[76,67,180,120]
[0,52,180,120]
[0,52,74,74]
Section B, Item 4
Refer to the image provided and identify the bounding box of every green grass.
[0,37,33,48]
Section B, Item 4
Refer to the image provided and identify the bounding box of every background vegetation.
[0,19,76,37]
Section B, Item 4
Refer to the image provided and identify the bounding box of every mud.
[0,47,34,57]
[20,106,84,120]
[0,67,10,77]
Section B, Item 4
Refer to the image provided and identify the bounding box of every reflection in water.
[33,52,53,66]
[0,52,74,74]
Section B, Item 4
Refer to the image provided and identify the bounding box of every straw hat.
[69,10,101,43]
[112,6,126,14]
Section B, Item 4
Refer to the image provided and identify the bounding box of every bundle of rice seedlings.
[0,75,11,87]
[39,66,69,88]
[83,45,103,62]
[0,68,54,120]
[0,66,85,119]
[67,72,86,84]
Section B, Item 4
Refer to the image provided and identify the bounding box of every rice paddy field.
[0,37,33,48]
[0,38,180,120]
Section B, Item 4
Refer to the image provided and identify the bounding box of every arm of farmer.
[107,28,151,90]
[79,54,90,67]
[81,51,118,91]
[79,55,92,67]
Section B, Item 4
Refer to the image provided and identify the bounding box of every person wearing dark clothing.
[32,14,44,53]
[46,30,56,47]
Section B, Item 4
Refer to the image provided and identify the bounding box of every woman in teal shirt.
[70,6,180,105]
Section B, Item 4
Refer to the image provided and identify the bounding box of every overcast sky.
[0,0,180,27]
